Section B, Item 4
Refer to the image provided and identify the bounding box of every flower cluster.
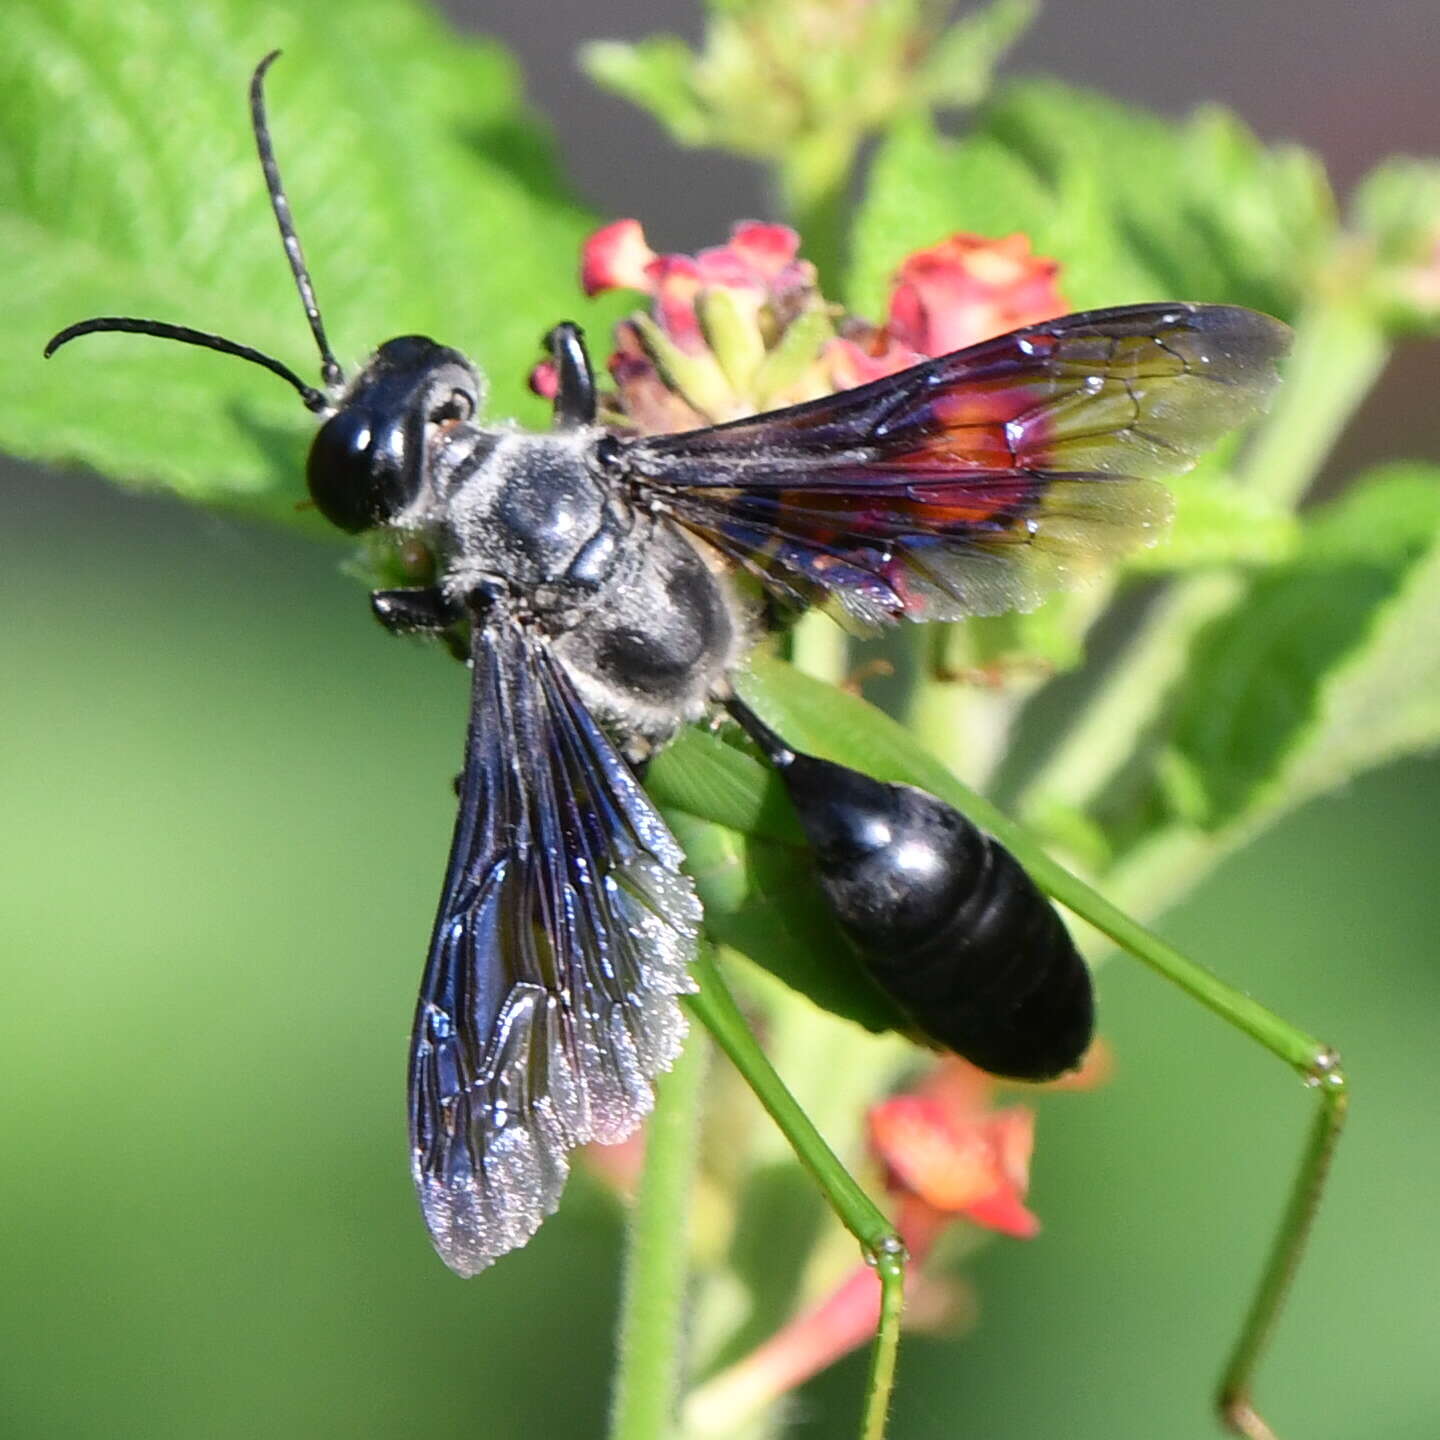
[532,217,832,432]
[682,1050,1109,1428]
[830,231,1067,388]
[533,220,1068,433]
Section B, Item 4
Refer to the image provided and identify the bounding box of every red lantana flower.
[533,218,830,432]
[829,232,1067,388]
[685,1053,1109,1429]
[870,1057,1041,1244]
[533,221,1069,434]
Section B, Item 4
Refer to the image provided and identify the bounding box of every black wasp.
[45,54,1290,1275]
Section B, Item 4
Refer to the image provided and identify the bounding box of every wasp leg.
[723,694,794,766]
[371,586,460,634]
[543,321,597,428]
[685,949,906,1440]
[371,587,468,662]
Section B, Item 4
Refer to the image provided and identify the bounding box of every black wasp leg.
[371,586,462,635]
[544,322,598,428]
[724,696,796,768]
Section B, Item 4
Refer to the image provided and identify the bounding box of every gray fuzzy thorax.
[420,427,633,616]
[403,423,747,753]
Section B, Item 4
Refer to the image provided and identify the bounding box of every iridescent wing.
[409,612,700,1275]
[619,303,1291,625]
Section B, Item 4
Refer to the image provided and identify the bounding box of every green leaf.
[669,812,911,1039]
[1178,107,1333,315]
[738,652,964,796]
[580,36,711,147]
[8,0,617,517]
[1128,460,1300,574]
[648,728,910,1038]
[1143,464,1440,833]
[647,727,801,846]
[851,78,1335,320]
[917,0,1039,109]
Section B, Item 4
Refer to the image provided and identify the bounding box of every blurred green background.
[3,2,1439,1438]
[6,464,1439,1438]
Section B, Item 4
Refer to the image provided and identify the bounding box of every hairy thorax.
[415,425,748,753]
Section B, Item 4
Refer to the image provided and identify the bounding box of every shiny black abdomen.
[779,754,1093,1081]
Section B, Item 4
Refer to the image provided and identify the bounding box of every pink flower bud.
[647,254,707,352]
[727,221,802,279]
[527,358,559,400]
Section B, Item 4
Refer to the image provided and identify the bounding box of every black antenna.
[250,50,344,391]
[42,53,341,413]
[44,318,329,412]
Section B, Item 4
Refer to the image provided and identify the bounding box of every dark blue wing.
[409,613,700,1275]
[619,303,1290,624]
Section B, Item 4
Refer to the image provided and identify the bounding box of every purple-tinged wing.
[409,612,700,1275]
[619,303,1291,625]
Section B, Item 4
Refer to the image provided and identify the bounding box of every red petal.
[965,1108,1040,1238]
[886,233,1067,356]
[963,1187,1041,1239]
[579,1130,647,1199]
[826,335,925,389]
[869,1061,1040,1241]
[694,244,765,291]
[728,221,801,278]
[646,254,707,352]
[870,1095,998,1211]
[581,218,658,297]
[914,1056,995,1117]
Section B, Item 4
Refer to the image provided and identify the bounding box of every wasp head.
[307,337,481,533]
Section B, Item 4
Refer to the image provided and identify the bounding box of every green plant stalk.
[1019,294,1390,820]
[904,628,972,782]
[1237,295,1390,507]
[776,127,863,291]
[865,755,1348,1440]
[687,949,906,1440]
[609,1026,709,1440]
[1016,572,1244,817]
[789,610,850,687]
[1219,1079,1349,1440]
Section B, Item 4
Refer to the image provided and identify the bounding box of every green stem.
[1218,1076,1349,1440]
[1016,573,1243,817]
[687,950,906,1440]
[1020,295,1389,820]
[609,1026,709,1440]
[789,610,850,687]
[903,628,970,779]
[1237,296,1389,507]
[836,746,1347,1438]
[775,127,861,291]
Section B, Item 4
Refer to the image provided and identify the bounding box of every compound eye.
[306,405,416,534]
[428,388,475,426]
